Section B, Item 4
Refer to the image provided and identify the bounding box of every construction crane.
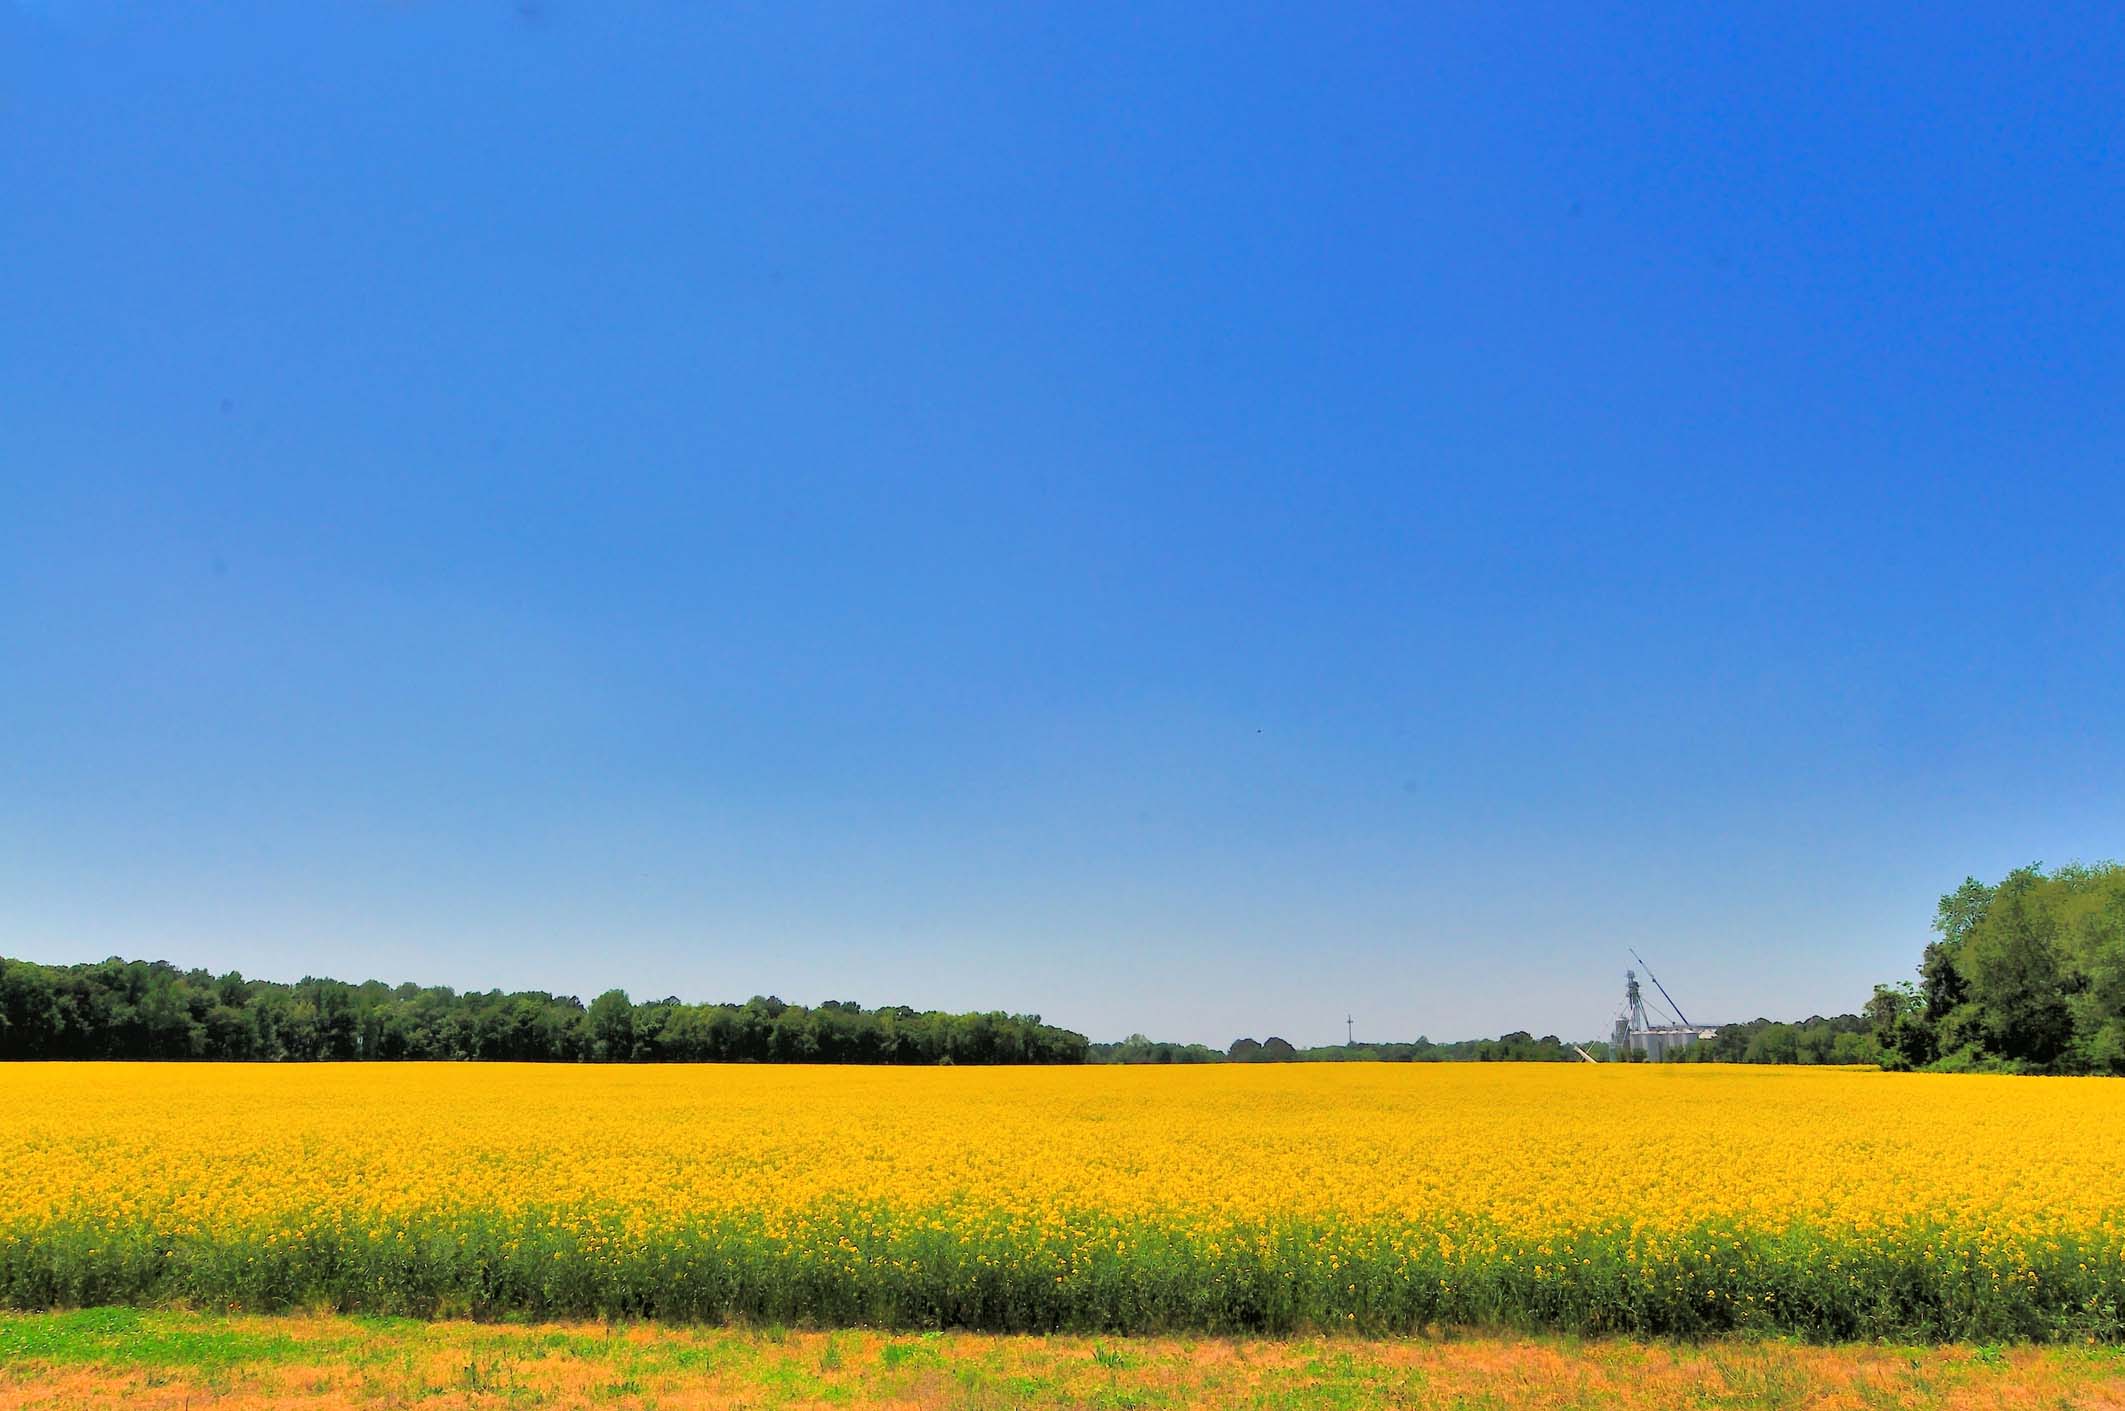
[1629,948,1691,1027]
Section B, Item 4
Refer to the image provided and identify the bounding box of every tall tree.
[1961,873,2073,1067]
[588,989,636,1062]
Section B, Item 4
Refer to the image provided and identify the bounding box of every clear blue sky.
[3,2,2120,1045]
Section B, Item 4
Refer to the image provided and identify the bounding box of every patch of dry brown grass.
[2,1314,2123,1410]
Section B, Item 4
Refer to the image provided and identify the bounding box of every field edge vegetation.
[6,1207,2122,1345]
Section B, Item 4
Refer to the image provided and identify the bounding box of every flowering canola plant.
[2,1063,2120,1339]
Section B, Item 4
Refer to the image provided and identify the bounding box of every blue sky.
[3,2,2120,1045]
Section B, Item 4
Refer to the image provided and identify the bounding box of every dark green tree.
[588,989,636,1061]
[1864,982,1931,1069]
[1961,874,2073,1067]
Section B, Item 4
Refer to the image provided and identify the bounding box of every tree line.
[0,955,1089,1065]
[13,860,2118,1072]
[1867,861,2125,1075]
[1091,862,2125,1074]
[1647,1013,1878,1065]
[1604,860,2125,1074]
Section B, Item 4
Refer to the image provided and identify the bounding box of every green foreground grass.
[2,1309,2124,1410]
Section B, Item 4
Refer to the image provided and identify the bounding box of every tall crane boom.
[1628,948,1691,1027]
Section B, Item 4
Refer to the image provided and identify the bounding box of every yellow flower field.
[2,1063,2120,1340]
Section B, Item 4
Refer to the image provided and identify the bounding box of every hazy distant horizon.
[0,923,2023,1051]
